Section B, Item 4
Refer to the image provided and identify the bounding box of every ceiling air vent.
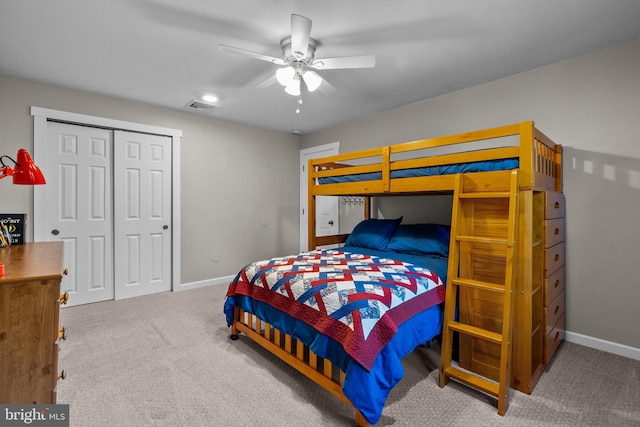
[185,99,219,111]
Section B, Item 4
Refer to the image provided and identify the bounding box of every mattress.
[318,158,519,184]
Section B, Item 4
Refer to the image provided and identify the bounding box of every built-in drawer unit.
[542,191,565,365]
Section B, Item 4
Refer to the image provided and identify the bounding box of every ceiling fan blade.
[290,14,312,60]
[218,44,286,65]
[310,54,376,70]
[254,74,277,89]
[318,78,337,96]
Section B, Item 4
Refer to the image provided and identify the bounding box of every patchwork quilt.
[226,249,445,370]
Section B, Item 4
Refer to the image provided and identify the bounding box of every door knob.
[328,220,334,226]
[51,229,60,236]
[163,225,169,230]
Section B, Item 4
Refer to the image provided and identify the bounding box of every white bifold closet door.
[44,122,172,306]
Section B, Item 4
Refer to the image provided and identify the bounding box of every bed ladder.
[439,170,520,416]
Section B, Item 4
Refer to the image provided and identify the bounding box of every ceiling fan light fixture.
[302,70,322,92]
[218,13,376,107]
[284,78,301,96]
[276,66,295,86]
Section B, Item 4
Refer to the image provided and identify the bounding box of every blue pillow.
[343,217,403,251]
[387,223,451,258]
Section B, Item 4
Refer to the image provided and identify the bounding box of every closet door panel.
[114,131,172,300]
[44,122,114,306]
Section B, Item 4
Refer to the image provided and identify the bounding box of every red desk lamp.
[0,149,46,185]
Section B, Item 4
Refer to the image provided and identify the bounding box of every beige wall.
[2,38,638,353]
[0,74,301,284]
[302,40,640,350]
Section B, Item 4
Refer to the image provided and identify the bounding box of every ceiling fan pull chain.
[296,95,302,114]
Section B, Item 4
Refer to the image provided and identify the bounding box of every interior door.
[300,143,340,252]
[113,131,172,299]
[44,122,114,306]
[316,196,340,238]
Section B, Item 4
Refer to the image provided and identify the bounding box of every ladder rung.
[456,235,508,245]
[451,277,505,293]
[458,191,511,199]
[443,366,500,397]
[448,321,503,344]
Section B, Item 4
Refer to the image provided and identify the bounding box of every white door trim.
[31,106,182,292]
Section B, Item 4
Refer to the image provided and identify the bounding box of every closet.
[31,107,181,306]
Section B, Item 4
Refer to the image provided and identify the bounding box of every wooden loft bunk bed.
[225,121,564,425]
[308,120,565,391]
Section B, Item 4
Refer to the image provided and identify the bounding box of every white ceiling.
[1,1,640,134]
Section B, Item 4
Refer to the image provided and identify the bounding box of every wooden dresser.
[0,242,68,404]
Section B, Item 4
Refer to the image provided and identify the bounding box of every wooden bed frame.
[230,121,564,425]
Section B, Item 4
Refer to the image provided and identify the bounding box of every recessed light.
[201,94,219,103]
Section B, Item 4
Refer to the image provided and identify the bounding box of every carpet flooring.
[57,285,640,426]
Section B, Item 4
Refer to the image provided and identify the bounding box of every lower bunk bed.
[224,220,451,425]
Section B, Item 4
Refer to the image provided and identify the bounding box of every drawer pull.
[58,327,67,341]
[554,228,560,235]
[58,370,66,380]
[63,268,69,276]
[555,202,560,208]
[554,254,560,262]
[554,331,560,341]
[554,279,560,289]
[554,305,560,315]
[58,292,69,305]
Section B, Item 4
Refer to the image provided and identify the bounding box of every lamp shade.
[302,70,322,92]
[12,149,46,185]
[276,66,295,86]
[284,78,301,96]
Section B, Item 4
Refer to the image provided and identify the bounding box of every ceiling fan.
[218,14,376,99]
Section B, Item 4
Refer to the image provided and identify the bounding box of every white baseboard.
[565,331,640,361]
[176,275,235,291]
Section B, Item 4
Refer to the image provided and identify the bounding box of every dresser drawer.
[544,314,565,365]
[545,290,565,336]
[544,266,565,306]
[544,242,565,276]
[544,218,565,248]
[544,191,565,219]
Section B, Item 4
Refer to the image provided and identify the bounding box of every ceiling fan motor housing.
[280,36,317,65]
